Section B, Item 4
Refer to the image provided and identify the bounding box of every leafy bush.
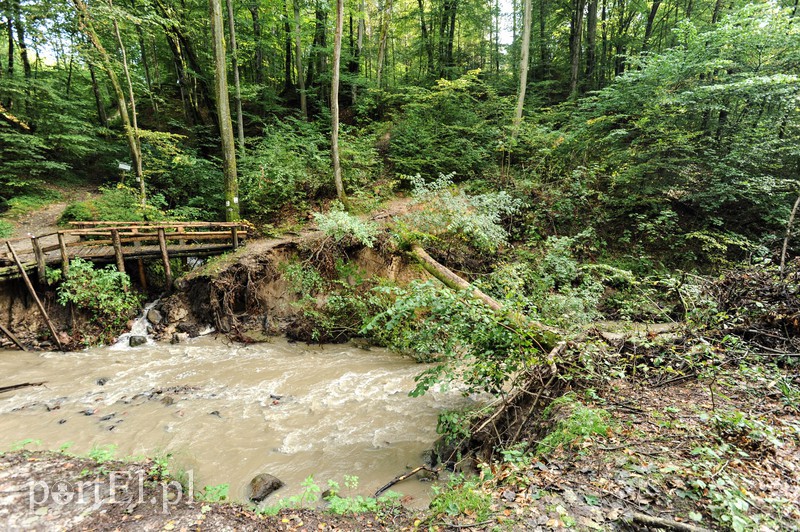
[60,185,152,223]
[429,475,492,522]
[400,172,523,252]
[313,204,379,247]
[389,70,507,178]
[239,118,330,222]
[56,258,140,334]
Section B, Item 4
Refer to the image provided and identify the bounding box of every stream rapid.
[0,335,472,506]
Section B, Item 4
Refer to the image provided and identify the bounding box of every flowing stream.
[0,334,473,507]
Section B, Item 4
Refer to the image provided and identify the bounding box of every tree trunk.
[512,0,532,136]
[209,0,240,221]
[283,0,293,95]
[711,0,723,24]
[11,0,30,78]
[5,15,12,78]
[249,3,264,84]
[71,0,143,191]
[642,0,661,51]
[569,0,586,96]
[293,0,307,118]
[108,0,145,206]
[225,0,245,154]
[416,0,433,75]
[88,62,108,128]
[585,0,597,90]
[331,0,349,209]
[376,0,392,88]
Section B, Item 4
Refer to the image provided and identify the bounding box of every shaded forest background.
[0,0,798,269]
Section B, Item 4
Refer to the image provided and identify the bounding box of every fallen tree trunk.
[409,243,561,352]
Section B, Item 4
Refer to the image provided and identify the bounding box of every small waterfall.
[110,299,160,350]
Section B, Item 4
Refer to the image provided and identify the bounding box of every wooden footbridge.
[1,221,248,287]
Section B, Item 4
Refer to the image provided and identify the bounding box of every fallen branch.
[629,512,712,532]
[0,323,27,351]
[374,465,435,497]
[0,382,46,394]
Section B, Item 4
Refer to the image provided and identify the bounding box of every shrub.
[313,204,379,248]
[56,258,141,334]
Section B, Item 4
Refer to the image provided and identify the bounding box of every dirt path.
[5,183,98,241]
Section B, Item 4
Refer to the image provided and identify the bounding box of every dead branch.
[374,465,436,497]
[0,382,46,394]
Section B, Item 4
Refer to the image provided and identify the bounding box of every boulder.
[171,332,189,344]
[147,309,163,325]
[129,335,147,347]
[247,473,284,503]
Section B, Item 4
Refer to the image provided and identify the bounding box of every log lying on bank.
[408,244,561,353]
[407,243,566,460]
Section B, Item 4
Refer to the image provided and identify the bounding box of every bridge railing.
[1,221,249,284]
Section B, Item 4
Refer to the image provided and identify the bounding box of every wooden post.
[131,228,147,290]
[0,322,27,351]
[111,229,126,273]
[31,236,46,284]
[158,227,173,291]
[57,232,69,278]
[6,242,63,351]
[231,225,239,249]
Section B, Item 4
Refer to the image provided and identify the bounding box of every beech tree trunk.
[585,0,597,90]
[11,0,30,79]
[569,0,586,96]
[331,0,349,209]
[249,2,264,84]
[642,0,661,50]
[225,0,245,154]
[293,0,307,118]
[512,0,532,135]
[376,0,392,88]
[88,62,108,128]
[209,0,239,221]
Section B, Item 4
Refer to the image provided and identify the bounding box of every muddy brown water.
[0,336,474,507]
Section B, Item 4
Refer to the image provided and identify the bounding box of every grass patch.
[537,394,612,455]
[0,219,12,238]
[3,188,62,218]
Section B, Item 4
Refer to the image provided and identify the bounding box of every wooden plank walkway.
[0,221,248,282]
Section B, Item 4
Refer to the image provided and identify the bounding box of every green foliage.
[399,172,523,252]
[0,220,12,238]
[87,444,117,463]
[364,280,552,396]
[543,3,800,260]
[313,204,379,248]
[429,475,492,522]
[198,483,229,502]
[536,394,611,456]
[239,118,330,222]
[389,70,508,179]
[56,258,141,334]
[60,185,156,223]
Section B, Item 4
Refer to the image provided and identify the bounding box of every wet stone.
[96,377,108,386]
[248,473,284,502]
[129,335,147,347]
[146,309,163,325]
